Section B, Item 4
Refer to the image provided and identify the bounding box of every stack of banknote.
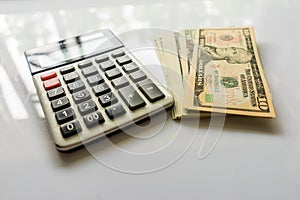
[153,27,275,119]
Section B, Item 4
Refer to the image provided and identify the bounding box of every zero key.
[60,120,82,138]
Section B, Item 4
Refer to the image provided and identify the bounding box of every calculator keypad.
[37,48,172,150]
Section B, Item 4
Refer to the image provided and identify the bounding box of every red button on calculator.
[41,71,57,81]
[43,77,61,91]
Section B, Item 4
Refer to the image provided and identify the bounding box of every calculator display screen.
[25,29,123,75]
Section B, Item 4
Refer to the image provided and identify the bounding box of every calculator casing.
[25,29,173,152]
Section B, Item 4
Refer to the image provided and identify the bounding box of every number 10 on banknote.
[184,27,276,117]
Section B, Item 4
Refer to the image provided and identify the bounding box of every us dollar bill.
[184,27,276,117]
[153,32,210,119]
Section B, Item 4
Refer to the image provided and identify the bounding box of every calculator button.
[82,66,98,77]
[41,71,57,81]
[63,72,80,83]
[92,83,111,96]
[99,92,118,107]
[137,79,165,103]
[51,96,70,112]
[43,77,61,91]
[78,59,93,69]
[105,68,122,80]
[111,76,129,89]
[72,89,91,104]
[99,60,115,71]
[60,66,75,75]
[111,50,125,58]
[129,70,147,82]
[118,85,146,110]
[55,107,76,125]
[95,55,109,63]
[105,103,126,119]
[122,62,139,73]
[60,120,82,138]
[67,80,85,93]
[116,55,132,66]
[47,87,65,100]
[83,112,105,128]
[77,100,98,115]
[87,74,104,86]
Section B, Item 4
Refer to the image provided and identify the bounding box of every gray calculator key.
[129,70,147,82]
[60,120,82,138]
[60,66,75,75]
[137,79,165,102]
[122,62,139,73]
[63,71,80,83]
[87,74,104,86]
[72,89,91,104]
[77,100,98,116]
[95,55,109,63]
[92,83,111,96]
[78,59,93,69]
[105,103,126,119]
[105,68,122,80]
[118,85,146,110]
[111,50,125,58]
[116,55,132,66]
[83,112,105,128]
[111,76,129,89]
[82,66,98,77]
[99,60,115,71]
[55,107,76,124]
[99,92,118,107]
[47,87,65,100]
[67,80,85,93]
[51,96,70,112]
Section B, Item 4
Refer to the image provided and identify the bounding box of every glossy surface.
[0,0,300,199]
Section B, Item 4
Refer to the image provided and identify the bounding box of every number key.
[51,96,70,112]
[99,92,118,107]
[60,120,82,138]
[47,87,65,100]
[92,83,111,96]
[55,107,76,124]
[83,112,105,128]
[77,100,98,116]
[87,74,104,86]
[72,89,91,104]
[67,80,85,93]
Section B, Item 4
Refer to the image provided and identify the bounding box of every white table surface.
[0,0,300,199]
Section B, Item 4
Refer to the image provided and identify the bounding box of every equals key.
[137,79,165,103]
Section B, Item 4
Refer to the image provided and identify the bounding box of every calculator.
[25,29,173,152]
